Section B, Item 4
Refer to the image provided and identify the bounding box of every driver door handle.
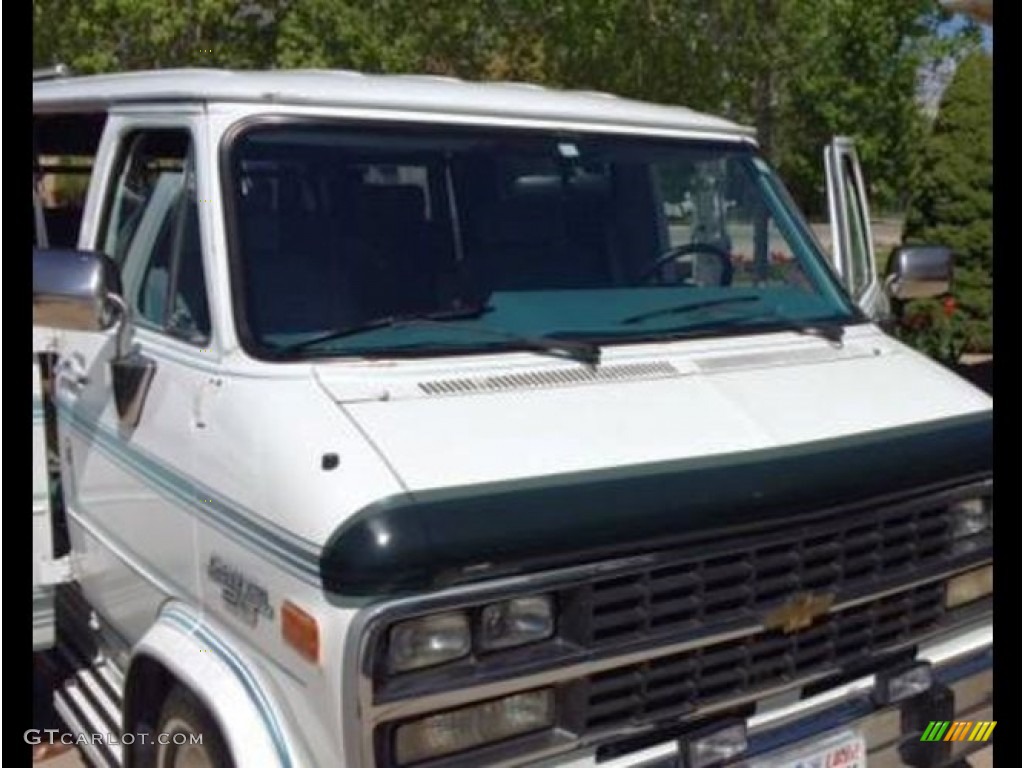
[55,355,89,395]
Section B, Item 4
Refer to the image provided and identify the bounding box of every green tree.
[274,0,545,77]
[33,0,285,73]
[276,0,419,71]
[902,51,992,352]
[34,1,980,221]
[772,0,972,216]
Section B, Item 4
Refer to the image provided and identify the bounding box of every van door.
[55,116,212,651]
[34,152,65,650]
[824,137,888,319]
[33,356,58,650]
[33,112,105,649]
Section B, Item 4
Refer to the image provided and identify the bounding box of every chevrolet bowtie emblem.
[763,592,835,634]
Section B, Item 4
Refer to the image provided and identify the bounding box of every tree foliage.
[33,1,982,217]
[776,0,934,213]
[33,0,284,71]
[902,52,992,352]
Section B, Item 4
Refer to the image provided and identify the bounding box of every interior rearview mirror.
[511,172,611,198]
[884,245,953,301]
[33,248,124,331]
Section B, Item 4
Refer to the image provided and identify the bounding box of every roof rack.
[34,64,72,82]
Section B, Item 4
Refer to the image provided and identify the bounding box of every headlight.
[387,612,471,674]
[949,496,991,539]
[945,565,993,608]
[393,689,555,765]
[479,596,555,652]
[384,594,557,677]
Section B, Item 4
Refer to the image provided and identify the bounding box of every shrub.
[902,51,992,354]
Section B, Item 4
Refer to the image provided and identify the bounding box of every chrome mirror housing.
[33,248,124,332]
[884,245,954,301]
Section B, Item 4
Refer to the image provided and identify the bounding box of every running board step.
[52,644,125,767]
[55,680,122,767]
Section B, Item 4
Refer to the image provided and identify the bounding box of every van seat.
[471,194,612,291]
[241,175,357,339]
[335,184,437,318]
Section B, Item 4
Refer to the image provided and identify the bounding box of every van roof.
[33,68,755,138]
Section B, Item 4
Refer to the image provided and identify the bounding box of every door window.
[841,155,873,297]
[101,130,211,344]
[824,138,882,314]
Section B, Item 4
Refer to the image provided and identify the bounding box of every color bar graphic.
[920,721,995,742]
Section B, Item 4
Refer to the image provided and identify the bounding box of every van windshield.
[225,123,858,360]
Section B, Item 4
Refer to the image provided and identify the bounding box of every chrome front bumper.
[573,623,992,768]
[740,646,991,768]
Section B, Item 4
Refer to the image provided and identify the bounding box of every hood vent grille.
[695,344,859,372]
[418,361,681,396]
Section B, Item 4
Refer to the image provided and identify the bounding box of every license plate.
[751,730,866,768]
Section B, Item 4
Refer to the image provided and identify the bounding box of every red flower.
[942,297,957,318]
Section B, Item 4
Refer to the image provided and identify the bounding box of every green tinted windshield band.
[321,411,992,596]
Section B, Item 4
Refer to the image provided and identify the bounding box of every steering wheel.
[638,242,734,287]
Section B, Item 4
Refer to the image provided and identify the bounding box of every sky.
[938,13,993,50]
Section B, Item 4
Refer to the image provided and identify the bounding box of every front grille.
[583,582,945,733]
[366,480,993,768]
[582,502,952,647]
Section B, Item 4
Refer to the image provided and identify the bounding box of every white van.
[33,69,992,768]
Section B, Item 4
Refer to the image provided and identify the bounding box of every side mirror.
[34,249,153,429]
[33,248,124,331]
[884,245,954,301]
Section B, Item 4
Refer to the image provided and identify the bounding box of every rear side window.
[102,130,211,344]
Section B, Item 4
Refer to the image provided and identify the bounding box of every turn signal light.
[282,600,320,663]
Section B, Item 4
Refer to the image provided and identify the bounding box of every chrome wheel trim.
[156,716,216,768]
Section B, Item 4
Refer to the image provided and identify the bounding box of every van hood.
[313,328,992,595]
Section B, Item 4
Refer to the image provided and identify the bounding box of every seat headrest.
[240,175,274,211]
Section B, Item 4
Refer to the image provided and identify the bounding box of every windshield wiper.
[627,311,847,345]
[775,317,846,344]
[621,295,762,325]
[277,305,490,352]
[621,296,845,344]
[271,305,602,365]
[614,296,847,346]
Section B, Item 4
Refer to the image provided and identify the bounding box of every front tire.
[154,685,234,768]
